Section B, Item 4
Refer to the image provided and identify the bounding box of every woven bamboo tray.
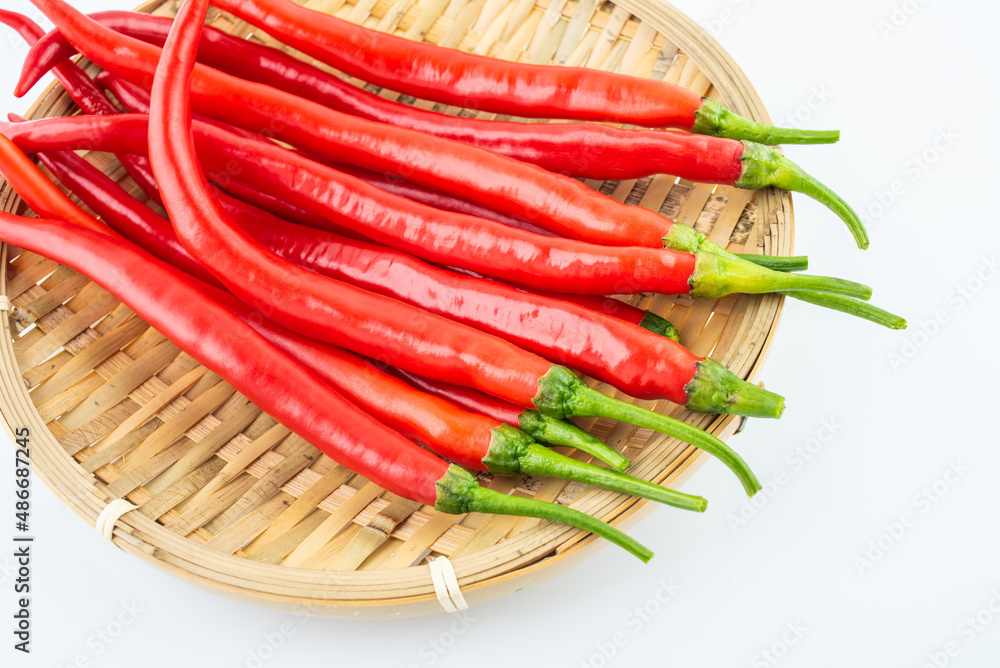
[0,0,791,616]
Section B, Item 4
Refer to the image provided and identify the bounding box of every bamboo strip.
[245,464,356,554]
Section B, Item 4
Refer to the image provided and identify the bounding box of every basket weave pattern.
[0,0,789,615]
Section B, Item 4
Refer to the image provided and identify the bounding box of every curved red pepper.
[206,0,689,129]
[32,10,745,183]
[205,0,837,145]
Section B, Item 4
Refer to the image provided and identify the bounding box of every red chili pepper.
[439,262,682,341]
[204,0,838,145]
[143,0,764,496]
[21,0,869,252]
[0,208,656,561]
[0,9,110,117]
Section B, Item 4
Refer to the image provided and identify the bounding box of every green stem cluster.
[518,410,630,471]
[534,366,764,497]
[484,424,707,512]
[661,223,911,329]
[690,246,871,300]
[663,224,906,328]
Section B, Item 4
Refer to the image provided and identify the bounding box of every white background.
[2,0,999,666]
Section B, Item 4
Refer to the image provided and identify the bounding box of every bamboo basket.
[0,0,791,617]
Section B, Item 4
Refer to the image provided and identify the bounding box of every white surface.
[1,0,999,665]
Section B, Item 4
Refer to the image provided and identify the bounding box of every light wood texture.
[0,0,789,617]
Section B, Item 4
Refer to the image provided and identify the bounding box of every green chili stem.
[684,358,784,419]
[664,223,869,300]
[737,142,869,250]
[691,98,840,145]
[518,410,630,471]
[519,443,707,512]
[435,466,653,562]
[736,253,809,273]
[780,291,907,329]
[574,391,761,496]
[691,247,872,300]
